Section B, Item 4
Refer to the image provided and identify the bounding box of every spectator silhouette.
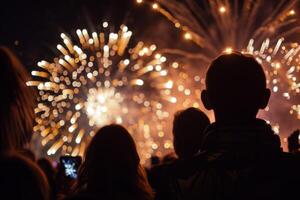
[69,124,154,200]
[0,153,49,200]
[0,47,35,153]
[148,107,210,200]
[176,52,300,200]
[173,107,210,159]
[0,47,49,200]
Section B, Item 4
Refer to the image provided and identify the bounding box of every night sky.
[0,0,193,70]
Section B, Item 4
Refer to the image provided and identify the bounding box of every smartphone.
[60,156,82,179]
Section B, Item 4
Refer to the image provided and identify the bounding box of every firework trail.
[139,0,300,59]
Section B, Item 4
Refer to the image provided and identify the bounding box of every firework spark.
[247,38,300,122]
[139,0,300,59]
[27,22,201,162]
[138,0,300,138]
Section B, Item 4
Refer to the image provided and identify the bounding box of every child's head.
[173,107,210,158]
[201,52,270,120]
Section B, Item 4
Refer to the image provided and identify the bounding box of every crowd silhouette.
[0,46,300,200]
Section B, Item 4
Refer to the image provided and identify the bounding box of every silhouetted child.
[179,52,300,200]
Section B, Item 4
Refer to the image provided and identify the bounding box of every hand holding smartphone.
[60,156,82,179]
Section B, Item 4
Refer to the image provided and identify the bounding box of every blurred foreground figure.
[0,154,49,200]
[0,46,35,153]
[0,47,49,200]
[69,125,154,200]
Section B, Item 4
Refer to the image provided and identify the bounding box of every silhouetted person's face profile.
[201,52,271,122]
[173,107,210,159]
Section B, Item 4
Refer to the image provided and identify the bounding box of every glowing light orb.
[219,6,226,14]
[224,47,233,54]
[85,88,124,127]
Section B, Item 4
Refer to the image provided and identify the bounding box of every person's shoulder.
[64,192,98,200]
[275,152,300,166]
[168,153,214,179]
[281,151,300,159]
[147,162,175,187]
[151,152,217,179]
[149,161,175,178]
[191,150,224,167]
[278,152,300,170]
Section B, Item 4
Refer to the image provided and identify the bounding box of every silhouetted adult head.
[0,153,49,200]
[0,47,35,152]
[201,52,270,122]
[173,107,210,159]
[76,124,153,200]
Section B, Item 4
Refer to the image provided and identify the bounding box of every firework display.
[138,0,300,138]
[27,22,202,162]
[247,39,300,130]
[26,0,300,160]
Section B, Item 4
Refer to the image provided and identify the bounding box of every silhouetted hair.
[0,153,49,200]
[173,107,210,159]
[19,148,36,162]
[0,47,35,152]
[206,52,267,114]
[76,124,153,200]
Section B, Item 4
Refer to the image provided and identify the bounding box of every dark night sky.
[0,0,191,70]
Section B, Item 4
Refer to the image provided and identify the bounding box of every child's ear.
[201,90,213,110]
[259,88,271,109]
